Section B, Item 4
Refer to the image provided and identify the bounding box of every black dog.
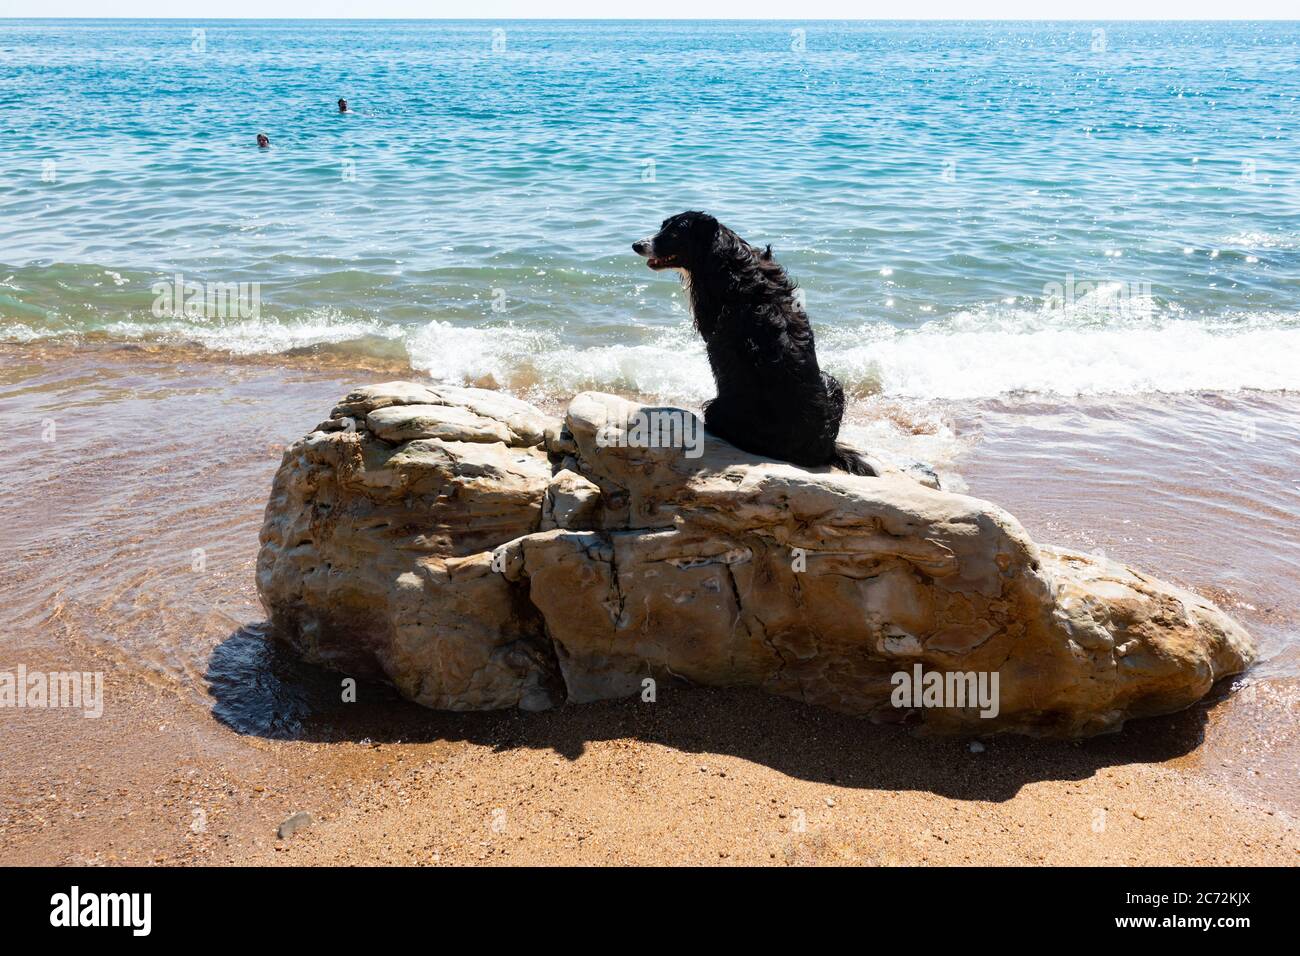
[633,211,875,476]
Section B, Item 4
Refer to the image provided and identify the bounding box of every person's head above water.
[256,133,270,148]
[338,98,348,112]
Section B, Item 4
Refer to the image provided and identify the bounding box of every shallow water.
[953,392,1300,673]
[1,346,1296,680]
[3,20,1299,400]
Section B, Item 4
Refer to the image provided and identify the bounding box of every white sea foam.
[6,306,1299,404]
[400,310,1300,404]
[404,321,717,403]
[823,313,1300,401]
[97,313,407,355]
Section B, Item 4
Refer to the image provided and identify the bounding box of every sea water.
[2,19,1298,403]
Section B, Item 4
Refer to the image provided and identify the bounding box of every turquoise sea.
[2,19,1298,401]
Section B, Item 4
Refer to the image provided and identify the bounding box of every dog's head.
[632,211,728,272]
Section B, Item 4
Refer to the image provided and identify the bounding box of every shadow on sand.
[206,624,1225,804]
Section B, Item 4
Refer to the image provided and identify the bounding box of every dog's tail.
[831,443,877,477]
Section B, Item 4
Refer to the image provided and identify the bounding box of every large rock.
[257,382,1256,736]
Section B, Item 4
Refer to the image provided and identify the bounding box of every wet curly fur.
[633,211,874,475]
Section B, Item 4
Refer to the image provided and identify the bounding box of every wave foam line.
[5,313,1299,402]
[829,319,1300,400]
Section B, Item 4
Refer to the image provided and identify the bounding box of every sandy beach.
[1,343,1294,866]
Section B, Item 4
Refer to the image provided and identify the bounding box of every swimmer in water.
[256,133,270,148]
[338,98,348,113]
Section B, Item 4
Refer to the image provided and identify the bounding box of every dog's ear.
[710,221,745,259]
[761,244,773,260]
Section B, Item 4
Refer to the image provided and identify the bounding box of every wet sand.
[0,343,1295,866]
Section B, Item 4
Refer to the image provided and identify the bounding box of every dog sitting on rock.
[633,211,875,476]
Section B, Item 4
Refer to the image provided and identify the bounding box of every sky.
[4,2,1297,19]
